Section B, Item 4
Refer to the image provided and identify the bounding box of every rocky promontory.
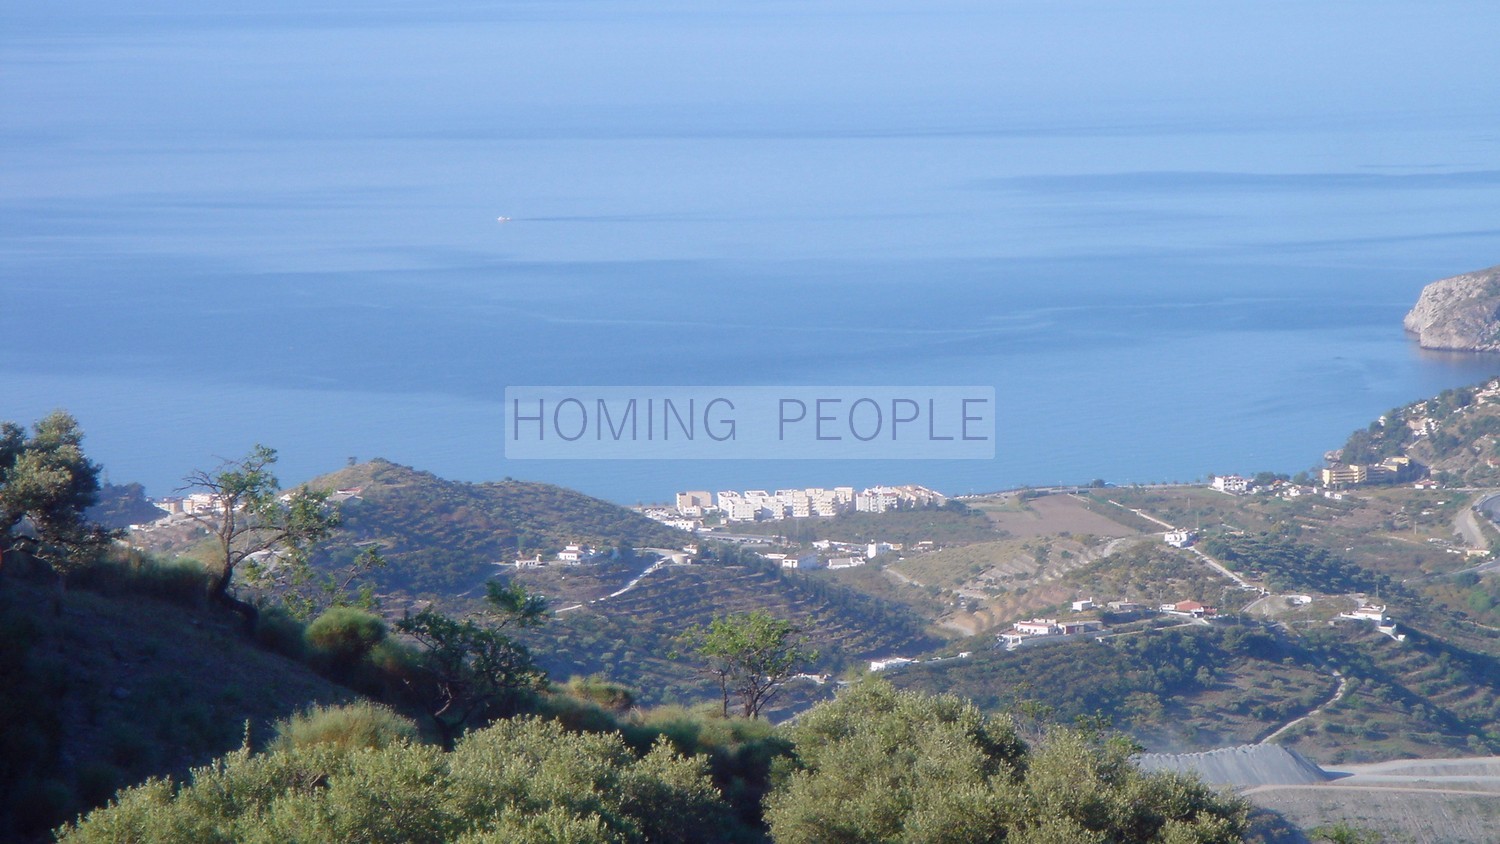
[1405,264,1500,351]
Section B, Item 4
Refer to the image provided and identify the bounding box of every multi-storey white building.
[1212,475,1249,494]
[717,491,759,522]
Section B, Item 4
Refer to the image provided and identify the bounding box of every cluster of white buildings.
[513,543,601,568]
[152,492,225,517]
[1339,603,1405,642]
[994,596,1221,651]
[764,540,902,571]
[1208,472,1421,503]
[148,486,363,523]
[673,484,946,523]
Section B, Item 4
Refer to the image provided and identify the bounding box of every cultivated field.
[970,492,1143,538]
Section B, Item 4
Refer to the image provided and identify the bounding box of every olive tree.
[678,610,816,718]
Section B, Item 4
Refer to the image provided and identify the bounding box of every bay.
[5,0,1500,501]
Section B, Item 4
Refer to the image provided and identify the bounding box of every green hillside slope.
[303,459,689,596]
[0,577,353,839]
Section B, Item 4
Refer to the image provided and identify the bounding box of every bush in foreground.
[766,678,1250,844]
[57,717,737,844]
[58,681,1250,843]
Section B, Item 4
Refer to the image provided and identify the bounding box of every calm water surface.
[5,1,1500,500]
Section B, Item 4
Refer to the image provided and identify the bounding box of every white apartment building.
[1212,475,1249,494]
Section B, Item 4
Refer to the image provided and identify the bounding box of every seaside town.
[647,483,948,528]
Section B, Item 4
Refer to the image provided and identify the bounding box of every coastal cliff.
[1404,264,1500,351]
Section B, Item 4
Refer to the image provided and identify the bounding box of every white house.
[869,657,915,672]
[781,553,823,570]
[998,618,1104,651]
[1163,529,1194,548]
[718,491,759,522]
[1340,604,1389,623]
[1161,600,1215,618]
[1014,618,1059,636]
[827,556,866,569]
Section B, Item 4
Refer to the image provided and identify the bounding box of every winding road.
[553,552,679,613]
[1260,671,1349,744]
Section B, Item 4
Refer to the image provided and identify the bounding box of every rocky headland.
[1405,264,1500,351]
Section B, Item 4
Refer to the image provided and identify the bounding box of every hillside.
[891,623,1337,753]
[301,459,689,597]
[1333,378,1500,487]
[0,576,354,839]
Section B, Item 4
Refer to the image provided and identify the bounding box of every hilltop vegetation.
[1335,379,1500,486]
[1282,623,1500,763]
[517,550,946,713]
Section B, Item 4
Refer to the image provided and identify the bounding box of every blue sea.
[6,0,1500,502]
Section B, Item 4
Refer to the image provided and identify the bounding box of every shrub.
[305,607,386,670]
[59,716,745,843]
[271,702,419,753]
[766,677,1248,844]
[563,674,636,712]
[532,692,622,735]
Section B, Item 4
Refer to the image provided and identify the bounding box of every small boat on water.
[496,216,512,223]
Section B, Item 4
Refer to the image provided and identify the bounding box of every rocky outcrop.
[1405,264,1500,351]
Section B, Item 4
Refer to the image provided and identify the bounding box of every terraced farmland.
[522,560,945,711]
